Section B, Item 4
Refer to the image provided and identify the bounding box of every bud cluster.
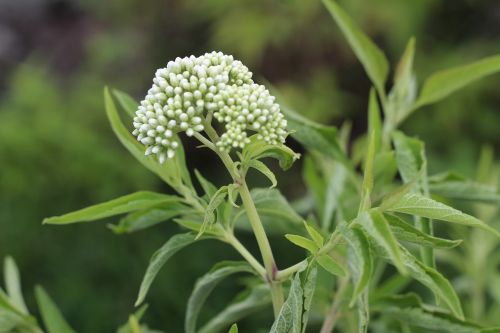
[132,51,287,163]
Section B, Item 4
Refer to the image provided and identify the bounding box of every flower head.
[132,51,287,163]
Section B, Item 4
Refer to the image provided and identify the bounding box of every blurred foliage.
[0,0,499,331]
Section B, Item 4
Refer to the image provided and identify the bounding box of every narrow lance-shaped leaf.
[4,257,28,314]
[197,186,228,239]
[392,131,424,185]
[195,169,217,198]
[390,37,417,123]
[339,223,373,304]
[316,254,346,277]
[242,135,300,171]
[112,89,138,118]
[110,203,189,234]
[103,87,180,187]
[280,105,347,166]
[386,193,500,237]
[357,210,407,274]
[270,272,303,333]
[429,179,500,204]
[185,261,253,333]
[322,0,389,94]
[266,83,349,166]
[35,286,76,333]
[303,221,324,247]
[368,88,382,153]
[384,213,462,249]
[373,294,479,333]
[198,285,271,333]
[359,130,377,211]
[234,188,303,235]
[285,234,319,254]
[136,233,198,306]
[43,191,181,225]
[301,265,318,333]
[415,54,500,109]
[372,243,464,319]
[246,159,277,188]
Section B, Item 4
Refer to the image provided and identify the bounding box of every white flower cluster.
[132,51,287,163]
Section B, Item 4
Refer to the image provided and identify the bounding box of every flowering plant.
[2,1,500,332]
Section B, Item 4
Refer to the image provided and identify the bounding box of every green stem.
[239,179,284,316]
[276,259,308,281]
[199,119,284,316]
[225,232,267,279]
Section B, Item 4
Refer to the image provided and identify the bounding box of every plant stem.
[225,232,267,279]
[239,179,284,316]
[276,259,308,281]
[199,119,284,316]
[320,277,350,333]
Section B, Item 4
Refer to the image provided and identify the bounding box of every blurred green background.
[0,0,499,331]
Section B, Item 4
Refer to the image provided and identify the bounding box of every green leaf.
[368,88,382,153]
[285,234,319,254]
[4,257,28,314]
[35,286,76,333]
[303,221,324,247]
[339,224,373,304]
[373,151,398,189]
[228,324,238,333]
[195,169,217,198]
[415,54,500,108]
[301,265,318,333]
[392,131,425,185]
[316,254,345,277]
[0,309,25,332]
[372,244,464,318]
[393,38,416,91]
[242,139,300,171]
[355,292,369,333]
[112,89,138,118]
[185,261,253,333]
[197,186,228,239]
[370,275,412,302]
[322,162,348,231]
[270,272,303,333]
[429,179,500,204]
[357,211,406,274]
[246,159,277,188]
[227,183,240,208]
[322,0,389,94]
[359,131,377,211]
[136,233,198,306]
[281,105,347,165]
[110,203,189,234]
[386,193,500,237]
[198,285,271,333]
[373,294,478,333]
[234,188,303,235]
[44,191,180,225]
[384,213,461,248]
[390,37,417,123]
[104,87,183,187]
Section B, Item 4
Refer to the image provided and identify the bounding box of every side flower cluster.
[132,51,288,163]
